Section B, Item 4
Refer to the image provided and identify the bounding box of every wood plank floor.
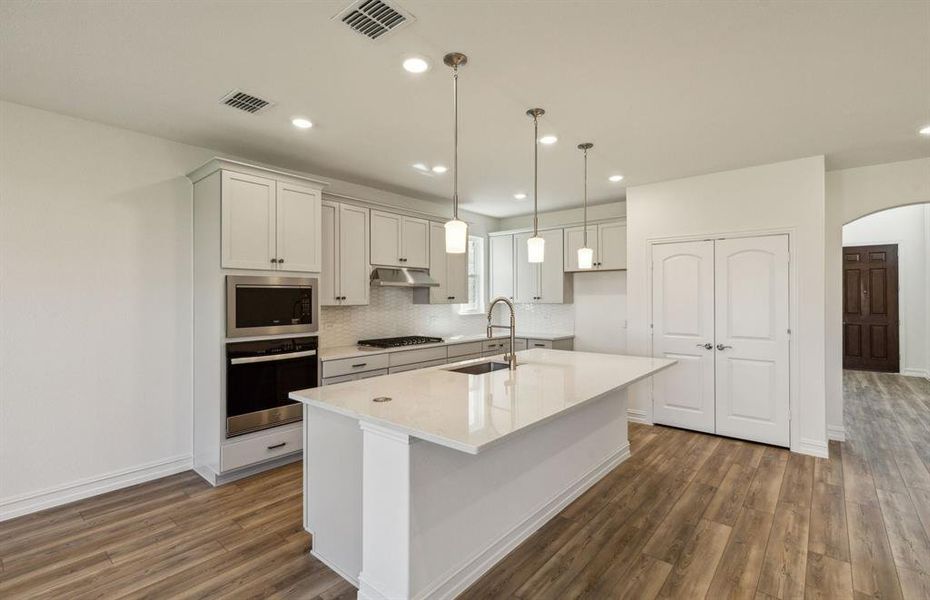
[2,370,929,599]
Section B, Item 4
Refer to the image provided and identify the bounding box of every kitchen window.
[459,235,485,315]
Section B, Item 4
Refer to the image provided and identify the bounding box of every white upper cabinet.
[563,225,599,272]
[563,220,626,271]
[275,181,321,273]
[370,210,430,269]
[221,171,276,270]
[489,234,515,300]
[509,230,571,304]
[401,216,430,269]
[415,222,467,304]
[322,201,370,306]
[597,221,627,270]
[338,204,370,305]
[370,210,402,266]
[219,169,323,273]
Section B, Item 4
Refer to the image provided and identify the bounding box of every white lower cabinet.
[322,368,388,385]
[388,358,447,374]
[220,424,302,472]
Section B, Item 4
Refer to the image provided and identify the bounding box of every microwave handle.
[230,350,317,365]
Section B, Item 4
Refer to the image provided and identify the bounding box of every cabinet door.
[370,210,402,267]
[446,244,468,303]
[275,181,321,273]
[339,204,370,305]
[514,232,539,303]
[563,226,598,272]
[402,216,430,269]
[427,222,448,303]
[320,202,339,306]
[537,229,565,303]
[597,221,627,270]
[489,235,514,300]
[221,171,276,270]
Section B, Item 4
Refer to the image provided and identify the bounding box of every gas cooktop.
[357,336,444,349]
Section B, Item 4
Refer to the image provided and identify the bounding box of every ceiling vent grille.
[219,90,274,114]
[336,0,414,40]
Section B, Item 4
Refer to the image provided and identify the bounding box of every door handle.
[716,344,733,351]
[696,343,713,350]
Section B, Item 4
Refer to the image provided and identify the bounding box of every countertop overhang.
[291,349,676,454]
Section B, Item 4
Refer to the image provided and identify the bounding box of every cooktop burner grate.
[357,336,444,348]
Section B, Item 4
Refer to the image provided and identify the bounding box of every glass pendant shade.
[445,219,468,253]
[577,246,594,269]
[527,235,545,263]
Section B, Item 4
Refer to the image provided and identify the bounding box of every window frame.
[458,235,486,315]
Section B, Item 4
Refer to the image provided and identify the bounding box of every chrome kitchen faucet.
[486,296,518,370]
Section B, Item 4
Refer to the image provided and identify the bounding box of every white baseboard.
[0,454,192,522]
[901,368,930,380]
[313,549,359,587]
[411,443,632,600]
[627,408,652,425]
[796,437,829,459]
[827,425,846,442]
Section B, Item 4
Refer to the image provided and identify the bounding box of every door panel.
[597,221,627,270]
[339,204,369,305]
[370,210,402,266]
[842,244,899,372]
[537,229,565,303]
[402,216,430,269]
[563,226,597,272]
[221,171,276,270]
[651,240,716,433]
[275,182,321,273]
[514,232,539,303]
[714,235,789,447]
[320,202,338,306]
[446,245,468,303]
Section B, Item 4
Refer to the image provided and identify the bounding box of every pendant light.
[577,143,594,269]
[443,52,468,254]
[526,108,546,263]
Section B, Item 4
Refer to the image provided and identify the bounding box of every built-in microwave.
[226,275,318,338]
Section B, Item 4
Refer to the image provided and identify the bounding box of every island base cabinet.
[305,389,630,600]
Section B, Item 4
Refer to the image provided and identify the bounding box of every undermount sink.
[446,361,512,375]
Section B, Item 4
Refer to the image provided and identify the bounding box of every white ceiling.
[1,1,928,218]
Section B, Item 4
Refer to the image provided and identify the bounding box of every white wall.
[0,101,499,519]
[626,156,827,457]
[842,204,930,378]
[825,158,930,440]
[497,201,625,231]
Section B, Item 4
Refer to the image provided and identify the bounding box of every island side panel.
[305,405,363,585]
[409,388,629,598]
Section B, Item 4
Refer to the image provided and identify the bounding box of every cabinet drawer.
[526,338,553,349]
[357,368,388,380]
[449,353,482,363]
[482,339,511,353]
[388,358,447,374]
[322,353,390,378]
[388,346,447,367]
[448,341,483,358]
[513,338,528,351]
[221,425,302,472]
[322,374,356,385]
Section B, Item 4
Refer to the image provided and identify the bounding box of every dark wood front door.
[843,244,899,372]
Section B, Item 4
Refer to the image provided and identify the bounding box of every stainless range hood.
[370,267,439,288]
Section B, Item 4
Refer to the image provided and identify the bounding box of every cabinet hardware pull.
[534,343,545,347]
[267,442,287,450]
[352,363,367,368]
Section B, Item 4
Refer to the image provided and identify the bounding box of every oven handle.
[230,350,317,365]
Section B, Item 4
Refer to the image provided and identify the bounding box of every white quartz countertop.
[291,349,675,454]
[318,331,575,362]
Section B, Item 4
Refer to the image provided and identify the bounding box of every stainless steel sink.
[446,361,512,375]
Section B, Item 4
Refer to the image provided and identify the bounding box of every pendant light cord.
[533,113,539,237]
[583,146,588,246]
[452,64,459,221]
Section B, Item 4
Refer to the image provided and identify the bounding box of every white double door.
[651,235,789,447]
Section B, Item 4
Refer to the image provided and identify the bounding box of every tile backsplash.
[319,287,574,348]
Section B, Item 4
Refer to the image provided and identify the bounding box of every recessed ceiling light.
[403,57,430,74]
[539,135,558,145]
[291,117,313,129]
[513,193,527,200]
[432,165,448,173]
[412,163,429,171]
[608,174,624,183]
[920,125,930,136]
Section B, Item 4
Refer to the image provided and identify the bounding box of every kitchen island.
[290,349,675,600]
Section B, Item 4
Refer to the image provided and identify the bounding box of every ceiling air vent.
[219,90,274,114]
[335,0,414,41]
